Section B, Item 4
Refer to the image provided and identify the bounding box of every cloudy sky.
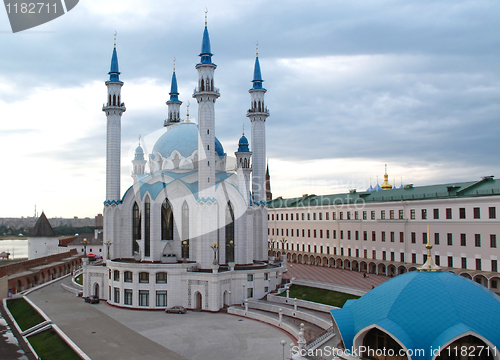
[1,0,499,218]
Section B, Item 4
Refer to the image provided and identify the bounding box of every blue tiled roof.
[152,122,225,158]
[331,271,500,360]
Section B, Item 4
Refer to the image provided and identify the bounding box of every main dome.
[152,122,225,158]
[331,271,500,360]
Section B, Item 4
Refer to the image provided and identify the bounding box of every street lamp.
[280,340,287,360]
[226,240,235,263]
[83,238,87,257]
[181,241,189,263]
[210,242,219,265]
[279,237,288,251]
[105,239,112,260]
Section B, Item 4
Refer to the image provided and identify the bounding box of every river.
[0,240,28,259]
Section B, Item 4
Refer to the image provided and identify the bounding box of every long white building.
[268,171,500,293]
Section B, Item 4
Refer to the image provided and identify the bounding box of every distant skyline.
[1,0,499,218]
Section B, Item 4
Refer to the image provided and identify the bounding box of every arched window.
[254,101,257,111]
[225,202,235,263]
[113,94,116,106]
[211,79,214,91]
[200,79,204,92]
[161,199,174,240]
[173,153,180,169]
[109,95,111,106]
[144,197,151,257]
[118,95,120,105]
[182,202,189,259]
[436,335,494,360]
[362,328,406,360]
[132,202,141,254]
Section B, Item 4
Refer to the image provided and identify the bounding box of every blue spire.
[107,47,121,83]
[252,56,264,90]
[199,26,214,64]
[167,71,181,104]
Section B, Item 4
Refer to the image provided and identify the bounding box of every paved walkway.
[284,263,389,290]
[27,278,294,360]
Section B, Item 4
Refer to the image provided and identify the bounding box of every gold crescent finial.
[173,57,176,72]
[114,31,117,49]
[138,134,141,146]
[205,8,208,27]
[186,101,190,122]
[242,124,245,136]
[256,41,259,57]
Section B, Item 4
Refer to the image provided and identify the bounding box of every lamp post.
[181,240,189,263]
[278,308,283,323]
[210,242,219,265]
[105,239,112,260]
[228,290,232,305]
[279,237,288,251]
[226,240,235,263]
[280,340,287,360]
[83,238,87,257]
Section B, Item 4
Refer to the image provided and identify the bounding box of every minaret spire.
[166,58,182,125]
[418,225,442,272]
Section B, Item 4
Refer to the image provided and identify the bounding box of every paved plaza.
[27,278,294,360]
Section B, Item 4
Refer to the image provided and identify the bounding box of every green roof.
[268,177,500,208]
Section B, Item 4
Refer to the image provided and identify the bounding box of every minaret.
[247,46,269,205]
[266,161,272,201]
[165,60,182,126]
[235,127,252,204]
[132,136,146,176]
[193,12,219,200]
[103,34,126,204]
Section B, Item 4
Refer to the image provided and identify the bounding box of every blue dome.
[152,122,225,158]
[331,271,500,360]
[135,146,144,154]
[237,135,250,153]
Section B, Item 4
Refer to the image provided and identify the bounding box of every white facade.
[28,236,60,260]
[268,178,500,283]
[83,24,282,311]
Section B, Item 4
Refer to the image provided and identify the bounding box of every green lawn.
[279,284,360,307]
[28,329,81,360]
[75,274,83,285]
[6,298,45,331]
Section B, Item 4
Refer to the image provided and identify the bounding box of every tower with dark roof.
[166,64,182,125]
[28,212,59,260]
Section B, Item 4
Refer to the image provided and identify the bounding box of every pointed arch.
[211,79,214,91]
[258,101,261,112]
[161,198,174,241]
[225,201,235,263]
[200,79,204,92]
[113,94,116,106]
[109,94,111,106]
[117,95,120,105]
[144,196,151,257]
[182,201,189,259]
[132,202,141,254]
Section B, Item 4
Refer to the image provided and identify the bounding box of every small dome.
[331,271,500,360]
[237,135,250,153]
[135,146,144,154]
[152,122,225,158]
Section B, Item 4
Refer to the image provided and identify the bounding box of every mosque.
[82,18,283,311]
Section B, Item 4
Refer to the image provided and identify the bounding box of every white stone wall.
[269,195,500,272]
[28,237,60,260]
